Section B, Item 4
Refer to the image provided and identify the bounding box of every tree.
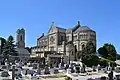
[2,35,18,62]
[0,37,6,55]
[82,54,99,67]
[77,41,96,59]
[80,41,99,67]
[98,43,117,61]
[84,41,96,54]
[98,47,108,58]
[116,54,120,60]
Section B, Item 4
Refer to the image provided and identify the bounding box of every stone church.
[31,21,96,64]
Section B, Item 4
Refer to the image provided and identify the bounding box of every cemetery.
[0,59,119,80]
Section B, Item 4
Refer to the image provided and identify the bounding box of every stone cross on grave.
[12,65,15,80]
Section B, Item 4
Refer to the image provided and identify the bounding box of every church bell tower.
[16,28,25,48]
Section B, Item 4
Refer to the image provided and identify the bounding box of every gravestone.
[67,68,71,74]
[19,61,22,68]
[104,67,108,73]
[24,62,27,65]
[18,74,22,79]
[1,61,5,65]
[76,66,80,73]
[18,67,22,75]
[2,65,7,69]
[108,71,113,80]
[37,68,41,75]
[44,66,50,74]
[81,63,86,73]
[54,68,59,74]
[25,69,28,75]
[116,75,120,80]
[12,66,15,80]
[97,64,101,72]
[115,67,120,73]
[59,63,62,69]
[37,64,41,75]
[101,76,106,80]
[65,64,69,70]
[61,60,64,67]
[92,66,96,72]
[54,62,58,68]
[70,66,75,73]
[33,63,37,69]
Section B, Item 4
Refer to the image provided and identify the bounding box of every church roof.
[40,35,47,40]
[75,26,94,32]
[37,33,44,40]
[48,22,66,33]
[37,35,47,40]
[66,21,80,33]
[56,26,66,31]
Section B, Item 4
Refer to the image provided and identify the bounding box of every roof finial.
[52,22,54,24]
[52,22,55,27]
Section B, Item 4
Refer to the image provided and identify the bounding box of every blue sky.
[0,0,120,53]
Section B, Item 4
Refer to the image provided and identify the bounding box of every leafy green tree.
[80,41,99,67]
[82,54,99,67]
[2,35,18,62]
[98,43,117,61]
[84,41,96,54]
[77,41,96,59]
[98,47,108,58]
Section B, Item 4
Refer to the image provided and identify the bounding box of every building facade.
[31,21,96,64]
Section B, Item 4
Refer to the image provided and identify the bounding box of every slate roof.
[75,26,94,32]
[66,23,80,33]
[38,35,47,40]
[56,26,66,31]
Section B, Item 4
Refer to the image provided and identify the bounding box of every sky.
[0,0,120,53]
